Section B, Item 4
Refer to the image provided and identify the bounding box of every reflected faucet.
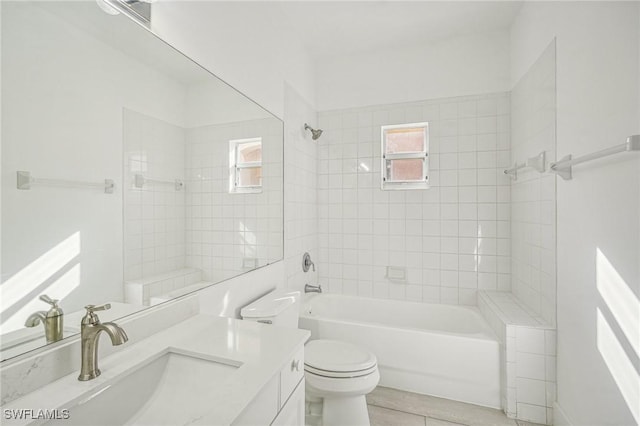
[78,303,128,381]
[24,295,64,344]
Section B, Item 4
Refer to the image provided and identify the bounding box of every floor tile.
[367,387,517,426]
[515,421,545,426]
[426,417,466,426]
[369,404,426,426]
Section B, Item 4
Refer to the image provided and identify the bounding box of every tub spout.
[305,283,322,293]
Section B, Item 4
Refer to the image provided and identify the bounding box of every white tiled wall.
[124,267,202,306]
[124,109,186,282]
[317,93,511,305]
[124,110,284,290]
[283,84,319,291]
[477,42,557,425]
[185,117,283,283]
[510,41,557,326]
[478,291,556,425]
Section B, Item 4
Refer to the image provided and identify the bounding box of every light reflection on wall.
[596,310,639,424]
[0,232,81,334]
[595,248,639,424]
[596,248,639,357]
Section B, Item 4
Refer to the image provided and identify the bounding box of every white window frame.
[229,137,262,194]
[381,122,429,190]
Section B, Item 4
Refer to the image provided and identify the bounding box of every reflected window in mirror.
[230,138,263,193]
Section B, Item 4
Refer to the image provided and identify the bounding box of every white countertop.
[0,314,310,426]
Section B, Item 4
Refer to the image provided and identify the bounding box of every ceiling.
[275,1,523,59]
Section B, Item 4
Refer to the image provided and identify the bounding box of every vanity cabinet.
[272,379,305,426]
[233,344,305,426]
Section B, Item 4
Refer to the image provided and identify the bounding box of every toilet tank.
[240,289,301,328]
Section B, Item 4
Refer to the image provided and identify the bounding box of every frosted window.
[229,138,262,193]
[381,123,429,190]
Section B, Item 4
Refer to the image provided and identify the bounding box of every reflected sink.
[45,350,242,425]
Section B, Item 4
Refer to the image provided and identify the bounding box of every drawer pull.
[257,319,272,324]
[291,359,300,372]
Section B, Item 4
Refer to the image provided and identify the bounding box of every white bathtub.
[298,293,501,409]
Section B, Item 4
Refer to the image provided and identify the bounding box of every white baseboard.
[554,402,572,426]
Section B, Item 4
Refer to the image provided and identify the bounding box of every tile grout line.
[367,402,428,422]
[367,401,472,426]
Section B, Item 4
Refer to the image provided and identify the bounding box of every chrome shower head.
[304,123,323,140]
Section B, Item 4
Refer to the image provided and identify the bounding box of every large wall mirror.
[0,1,284,361]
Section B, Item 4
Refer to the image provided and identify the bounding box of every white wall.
[511,3,640,425]
[316,30,510,111]
[184,79,272,129]
[151,1,316,120]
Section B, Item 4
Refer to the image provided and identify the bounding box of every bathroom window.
[381,122,429,190]
[229,138,262,193]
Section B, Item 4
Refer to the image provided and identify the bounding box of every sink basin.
[45,349,242,425]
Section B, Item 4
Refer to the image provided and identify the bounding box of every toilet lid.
[304,339,377,375]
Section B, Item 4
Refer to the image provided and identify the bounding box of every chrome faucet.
[78,303,128,381]
[24,294,64,344]
[304,283,322,293]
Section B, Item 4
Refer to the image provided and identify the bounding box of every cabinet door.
[271,378,305,426]
[280,346,304,406]
[233,376,279,426]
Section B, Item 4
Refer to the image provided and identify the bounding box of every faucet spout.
[99,322,129,346]
[305,283,322,294]
[25,311,47,327]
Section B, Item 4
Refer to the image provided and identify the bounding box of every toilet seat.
[304,364,378,378]
[304,339,378,378]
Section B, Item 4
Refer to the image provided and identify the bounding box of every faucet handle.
[85,303,111,313]
[40,294,63,317]
[39,294,59,306]
[82,303,111,325]
[302,252,316,272]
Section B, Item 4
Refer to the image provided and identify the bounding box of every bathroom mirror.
[0,1,283,361]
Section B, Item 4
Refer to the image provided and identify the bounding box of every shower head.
[304,123,323,141]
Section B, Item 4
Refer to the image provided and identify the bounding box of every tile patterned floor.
[367,387,545,426]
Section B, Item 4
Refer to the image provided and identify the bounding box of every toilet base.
[306,395,371,426]
[323,395,370,426]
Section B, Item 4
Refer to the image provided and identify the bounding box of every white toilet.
[241,289,379,426]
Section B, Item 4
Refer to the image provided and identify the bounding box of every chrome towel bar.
[550,135,639,180]
[17,171,114,194]
[134,174,183,191]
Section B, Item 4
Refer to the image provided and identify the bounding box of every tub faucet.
[305,283,322,294]
[24,294,64,344]
[78,303,128,381]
